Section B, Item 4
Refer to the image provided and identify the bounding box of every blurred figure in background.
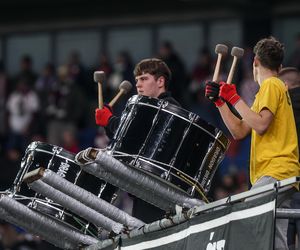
[95,54,113,100]
[279,67,300,250]
[35,63,57,137]
[0,61,9,157]
[14,55,37,90]
[94,127,110,149]
[67,51,86,88]
[6,79,39,160]
[279,67,300,154]
[189,47,212,103]
[61,130,79,154]
[158,41,188,107]
[107,51,135,115]
[35,63,57,95]
[0,221,38,250]
[46,65,86,146]
[288,34,300,71]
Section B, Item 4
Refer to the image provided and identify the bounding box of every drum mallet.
[212,44,228,82]
[226,47,244,84]
[207,44,228,100]
[94,71,106,109]
[225,47,244,120]
[108,80,132,107]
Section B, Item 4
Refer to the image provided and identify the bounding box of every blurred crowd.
[0,37,300,249]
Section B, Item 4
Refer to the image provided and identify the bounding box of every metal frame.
[191,176,300,215]
[84,176,300,250]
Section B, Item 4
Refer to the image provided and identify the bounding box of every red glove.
[219,82,241,106]
[204,81,225,107]
[95,105,112,127]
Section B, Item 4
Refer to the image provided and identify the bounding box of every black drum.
[11,141,117,237]
[108,95,230,197]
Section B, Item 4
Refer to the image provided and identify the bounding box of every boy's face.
[135,73,164,98]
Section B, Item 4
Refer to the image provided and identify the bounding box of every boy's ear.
[157,76,165,88]
[253,56,260,67]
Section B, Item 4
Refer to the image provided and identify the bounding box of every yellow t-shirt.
[250,76,300,185]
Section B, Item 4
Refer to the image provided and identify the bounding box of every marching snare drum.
[108,95,230,197]
[12,141,117,237]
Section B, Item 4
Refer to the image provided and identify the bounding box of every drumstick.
[94,71,106,109]
[226,47,244,84]
[109,81,132,107]
[207,44,228,100]
[212,44,228,82]
[225,47,244,120]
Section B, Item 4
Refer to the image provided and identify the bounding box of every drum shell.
[109,95,229,195]
[13,141,117,236]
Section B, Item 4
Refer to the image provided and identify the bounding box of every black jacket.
[289,87,300,160]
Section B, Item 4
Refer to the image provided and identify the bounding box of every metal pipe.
[28,180,125,234]
[276,208,300,219]
[85,151,204,210]
[84,162,174,212]
[0,195,99,249]
[40,169,144,229]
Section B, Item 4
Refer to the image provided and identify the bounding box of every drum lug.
[131,159,141,168]
[160,171,172,182]
[29,200,37,209]
[57,210,65,220]
[52,146,63,155]
[28,141,39,151]
[188,112,197,121]
[158,99,169,108]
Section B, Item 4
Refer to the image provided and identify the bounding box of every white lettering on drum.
[56,161,70,178]
[201,146,221,186]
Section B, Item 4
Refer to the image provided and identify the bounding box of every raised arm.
[217,102,251,139]
[219,83,273,139]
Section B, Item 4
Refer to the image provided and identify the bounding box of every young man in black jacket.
[95,58,180,223]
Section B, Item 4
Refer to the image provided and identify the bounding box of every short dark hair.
[278,67,300,88]
[253,36,284,71]
[278,67,299,76]
[134,58,172,88]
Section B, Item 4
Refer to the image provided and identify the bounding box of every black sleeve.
[105,116,121,138]
[163,96,181,107]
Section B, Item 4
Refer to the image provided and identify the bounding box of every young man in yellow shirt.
[205,37,300,250]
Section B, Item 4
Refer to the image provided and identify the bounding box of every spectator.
[279,67,300,250]
[189,47,212,103]
[288,33,300,70]
[14,55,37,89]
[46,65,86,146]
[0,61,9,156]
[158,41,188,107]
[6,79,39,158]
[0,221,38,250]
[107,51,135,115]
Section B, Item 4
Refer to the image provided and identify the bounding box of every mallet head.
[94,71,106,83]
[231,47,244,58]
[119,80,132,94]
[215,44,228,55]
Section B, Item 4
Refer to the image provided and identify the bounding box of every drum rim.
[30,148,77,164]
[27,141,77,161]
[112,151,203,194]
